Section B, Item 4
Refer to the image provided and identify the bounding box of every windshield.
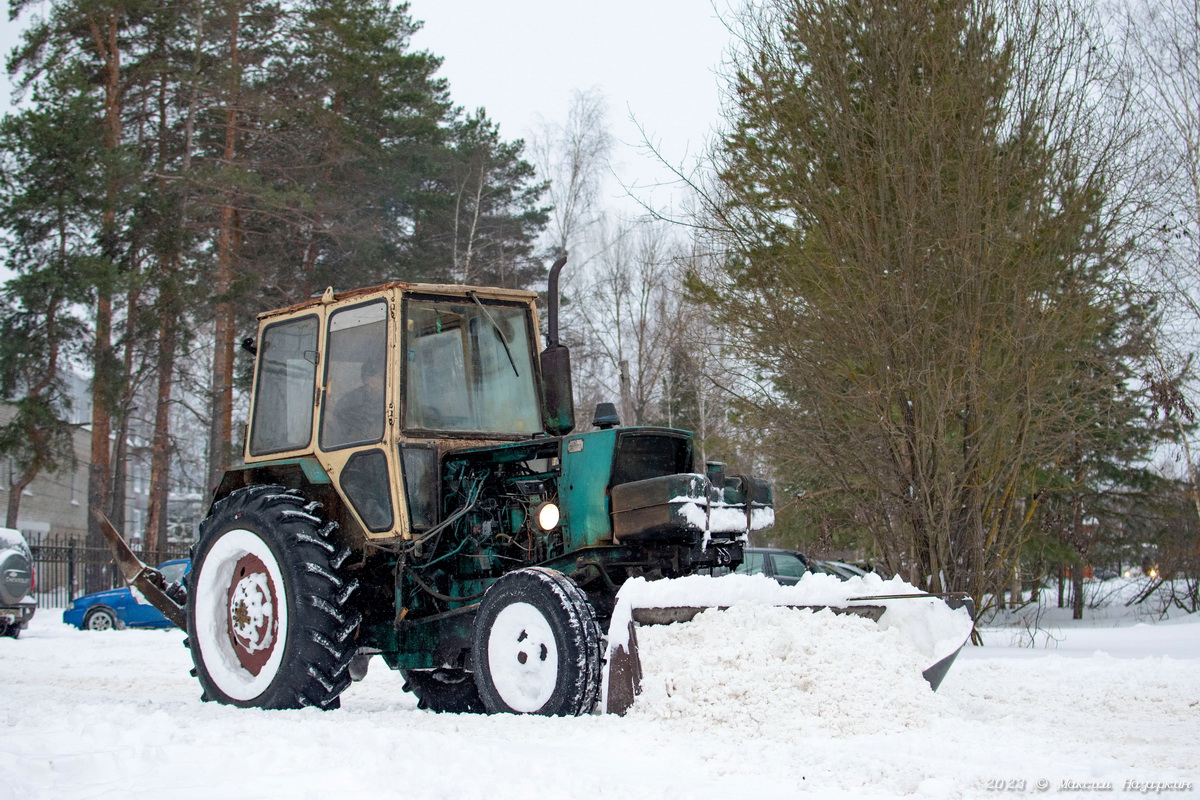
[404,296,541,436]
[159,562,188,584]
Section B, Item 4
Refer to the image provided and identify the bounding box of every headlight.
[535,501,560,531]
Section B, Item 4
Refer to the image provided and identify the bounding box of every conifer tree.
[0,73,98,528]
[694,0,1154,599]
[3,0,550,545]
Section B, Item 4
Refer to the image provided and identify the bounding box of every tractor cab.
[241,282,564,542]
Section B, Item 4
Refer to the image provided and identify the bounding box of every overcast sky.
[1,1,736,212]
[410,0,737,212]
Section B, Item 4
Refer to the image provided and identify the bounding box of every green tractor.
[103,257,773,715]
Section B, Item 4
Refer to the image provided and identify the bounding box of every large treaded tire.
[187,485,361,710]
[401,668,485,713]
[472,567,602,716]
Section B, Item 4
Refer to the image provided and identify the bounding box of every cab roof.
[257,281,541,322]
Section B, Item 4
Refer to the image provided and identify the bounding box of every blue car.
[63,559,190,631]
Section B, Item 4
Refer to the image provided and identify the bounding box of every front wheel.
[472,567,601,716]
[84,607,119,631]
[187,485,361,710]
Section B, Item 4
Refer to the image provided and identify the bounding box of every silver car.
[0,527,37,638]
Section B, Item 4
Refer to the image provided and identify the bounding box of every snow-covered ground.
[2,578,1197,800]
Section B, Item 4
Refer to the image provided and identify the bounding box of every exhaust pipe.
[547,254,568,347]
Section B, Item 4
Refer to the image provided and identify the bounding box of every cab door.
[317,297,405,538]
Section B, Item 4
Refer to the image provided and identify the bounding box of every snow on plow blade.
[601,573,975,715]
[93,510,188,629]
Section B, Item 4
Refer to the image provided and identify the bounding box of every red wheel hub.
[226,553,279,675]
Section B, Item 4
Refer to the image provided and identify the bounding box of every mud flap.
[604,621,643,716]
[94,510,188,629]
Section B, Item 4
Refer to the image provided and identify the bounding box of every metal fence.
[27,532,191,608]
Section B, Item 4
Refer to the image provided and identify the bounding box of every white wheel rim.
[486,601,559,712]
[88,612,112,631]
[193,528,289,702]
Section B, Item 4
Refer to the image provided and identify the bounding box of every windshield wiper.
[468,292,519,378]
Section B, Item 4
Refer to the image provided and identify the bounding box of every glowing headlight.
[536,501,560,531]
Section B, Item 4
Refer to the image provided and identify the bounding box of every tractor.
[102,257,774,715]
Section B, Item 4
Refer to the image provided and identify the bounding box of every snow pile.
[608,572,974,662]
[626,604,944,736]
[604,572,974,728]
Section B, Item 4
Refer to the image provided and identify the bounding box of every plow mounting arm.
[93,510,187,630]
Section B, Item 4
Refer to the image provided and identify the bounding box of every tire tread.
[187,484,359,711]
[472,566,602,716]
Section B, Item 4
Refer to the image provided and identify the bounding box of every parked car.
[0,527,37,638]
[811,559,869,580]
[63,559,190,631]
[736,548,873,585]
[735,547,814,585]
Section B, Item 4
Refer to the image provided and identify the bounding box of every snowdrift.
[603,572,975,714]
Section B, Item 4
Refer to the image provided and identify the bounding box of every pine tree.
[236,0,453,298]
[0,74,98,528]
[411,111,549,289]
[3,0,552,547]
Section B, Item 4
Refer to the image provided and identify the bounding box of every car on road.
[0,527,37,638]
[63,559,190,631]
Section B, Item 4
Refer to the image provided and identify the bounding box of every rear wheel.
[188,485,361,710]
[402,668,484,713]
[472,567,601,716]
[84,608,119,631]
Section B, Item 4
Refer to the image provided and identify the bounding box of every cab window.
[321,301,388,450]
[404,297,541,436]
[249,315,319,455]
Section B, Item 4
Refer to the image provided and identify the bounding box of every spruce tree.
[695,0,1152,599]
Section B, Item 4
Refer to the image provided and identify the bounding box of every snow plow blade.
[93,509,188,630]
[601,575,975,715]
[857,592,976,692]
